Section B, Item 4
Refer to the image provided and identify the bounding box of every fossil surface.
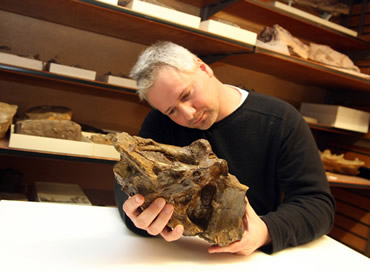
[25,105,73,120]
[15,119,82,141]
[113,132,248,246]
[0,101,18,139]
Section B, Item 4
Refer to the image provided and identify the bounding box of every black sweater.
[114,91,335,254]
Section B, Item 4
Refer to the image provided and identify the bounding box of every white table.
[0,200,368,272]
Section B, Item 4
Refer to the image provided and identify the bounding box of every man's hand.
[208,198,271,255]
[122,194,184,241]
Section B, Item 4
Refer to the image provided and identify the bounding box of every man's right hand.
[122,194,184,241]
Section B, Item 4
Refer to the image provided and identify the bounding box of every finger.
[122,194,145,218]
[134,198,166,229]
[146,203,174,236]
[161,224,184,242]
[208,244,236,254]
[208,237,246,254]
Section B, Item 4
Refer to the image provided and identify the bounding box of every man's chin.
[192,121,213,130]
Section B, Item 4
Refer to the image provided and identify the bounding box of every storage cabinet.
[0,0,369,254]
[1,0,370,91]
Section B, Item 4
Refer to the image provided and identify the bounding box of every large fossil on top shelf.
[113,132,248,246]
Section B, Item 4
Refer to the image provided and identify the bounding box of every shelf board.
[207,0,370,51]
[308,123,370,138]
[2,136,369,188]
[0,63,139,97]
[222,47,370,92]
[0,0,254,57]
[0,136,118,164]
[326,172,370,189]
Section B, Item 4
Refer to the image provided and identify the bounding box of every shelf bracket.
[199,47,256,64]
[200,0,240,20]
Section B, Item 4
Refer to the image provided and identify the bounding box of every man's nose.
[179,103,196,121]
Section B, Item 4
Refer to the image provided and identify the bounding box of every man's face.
[146,61,220,130]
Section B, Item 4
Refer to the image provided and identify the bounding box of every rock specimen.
[308,43,360,72]
[257,24,309,59]
[320,149,365,175]
[0,101,18,139]
[113,132,248,246]
[15,120,82,141]
[25,105,73,120]
[87,133,115,145]
[257,25,363,75]
[280,0,350,17]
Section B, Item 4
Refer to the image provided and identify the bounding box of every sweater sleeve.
[260,109,335,253]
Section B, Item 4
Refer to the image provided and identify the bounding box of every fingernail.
[135,195,142,203]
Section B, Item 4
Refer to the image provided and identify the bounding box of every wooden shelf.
[2,135,369,188]
[1,0,369,92]
[0,63,140,98]
[308,122,370,139]
[199,0,370,51]
[221,47,370,92]
[327,172,370,189]
[0,136,118,164]
[0,0,254,56]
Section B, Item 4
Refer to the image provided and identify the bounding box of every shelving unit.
[1,0,369,93]
[0,0,255,56]
[197,0,370,50]
[0,0,369,201]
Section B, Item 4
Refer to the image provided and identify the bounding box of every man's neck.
[217,84,243,121]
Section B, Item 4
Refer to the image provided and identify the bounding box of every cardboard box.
[199,20,257,46]
[102,75,137,89]
[127,0,201,28]
[8,125,120,160]
[0,52,44,70]
[34,182,92,205]
[96,0,118,5]
[300,103,370,133]
[48,63,96,81]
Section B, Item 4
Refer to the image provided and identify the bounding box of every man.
[114,41,335,255]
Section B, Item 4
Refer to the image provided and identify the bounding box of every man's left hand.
[208,197,271,256]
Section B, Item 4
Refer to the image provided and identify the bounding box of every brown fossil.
[113,132,248,246]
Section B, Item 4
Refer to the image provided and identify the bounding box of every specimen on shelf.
[113,132,248,246]
[257,24,362,74]
[279,0,350,17]
[0,101,18,139]
[320,149,365,175]
[257,24,309,59]
[87,133,115,145]
[15,119,82,141]
[25,105,73,120]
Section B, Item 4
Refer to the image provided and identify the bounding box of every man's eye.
[168,108,176,116]
[181,91,191,101]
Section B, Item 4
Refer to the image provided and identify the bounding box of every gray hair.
[130,41,198,101]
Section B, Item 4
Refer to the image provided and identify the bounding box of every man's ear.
[196,58,214,77]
